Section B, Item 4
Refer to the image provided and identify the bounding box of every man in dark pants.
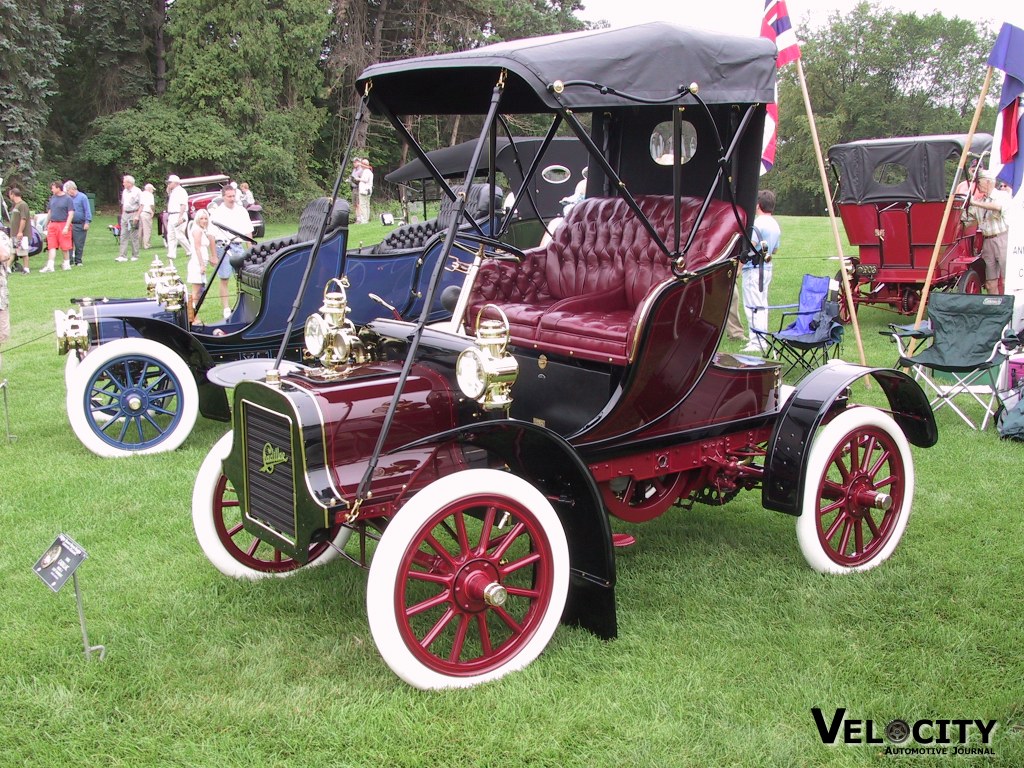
[64,181,92,266]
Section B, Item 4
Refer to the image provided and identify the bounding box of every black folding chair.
[752,274,844,378]
[888,292,1018,430]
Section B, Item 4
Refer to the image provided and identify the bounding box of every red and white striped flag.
[760,0,802,174]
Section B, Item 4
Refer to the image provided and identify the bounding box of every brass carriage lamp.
[304,277,368,370]
[54,308,90,354]
[456,305,519,411]
[153,263,186,313]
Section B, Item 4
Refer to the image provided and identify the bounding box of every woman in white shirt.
[187,209,215,323]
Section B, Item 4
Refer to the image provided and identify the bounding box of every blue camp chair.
[888,292,1019,430]
[751,274,844,377]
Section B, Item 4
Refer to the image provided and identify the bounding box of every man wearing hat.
[964,168,1011,294]
[165,174,189,260]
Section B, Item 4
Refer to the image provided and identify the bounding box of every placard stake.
[72,572,106,661]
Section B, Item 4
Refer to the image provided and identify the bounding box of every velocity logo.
[811,708,997,756]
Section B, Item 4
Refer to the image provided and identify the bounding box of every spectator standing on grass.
[741,189,781,354]
[42,181,74,273]
[115,174,142,263]
[209,184,253,320]
[350,159,364,222]
[187,208,215,324]
[165,174,189,261]
[0,231,11,346]
[139,183,156,249]
[64,181,92,266]
[7,187,31,273]
[358,160,374,224]
[962,169,1010,295]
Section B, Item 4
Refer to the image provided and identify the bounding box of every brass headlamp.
[456,304,519,411]
[304,277,367,370]
[53,307,90,354]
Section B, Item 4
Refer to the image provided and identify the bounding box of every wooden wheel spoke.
[867,447,891,479]
[821,479,846,501]
[447,614,471,663]
[824,511,848,542]
[490,521,526,561]
[504,585,541,600]
[422,533,458,568]
[407,568,452,586]
[491,604,524,635]
[419,606,457,650]
[475,613,493,656]
[407,589,450,618]
[864,511,882,538]
[853,518,864,554]
[500,551,541,577]
[836,517,853,554]
[476,504,497,555]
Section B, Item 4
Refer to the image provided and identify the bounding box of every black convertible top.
[357,22,777,114]
[828,134,993,204]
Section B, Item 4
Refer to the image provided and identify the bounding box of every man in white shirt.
[115,175,141,263]
[165,174,189,261]
[357,161,374,224]
[139,183,156,249]
[209,185,254,320]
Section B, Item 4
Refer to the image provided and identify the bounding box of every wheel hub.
[846,475,890,517]
[121,389,147,413]
[453,560,504,612]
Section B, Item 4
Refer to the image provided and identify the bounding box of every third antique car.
[191,23,938,690]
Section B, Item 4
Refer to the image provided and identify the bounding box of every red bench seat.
[468,195,744,365]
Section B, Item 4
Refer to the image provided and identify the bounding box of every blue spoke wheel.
[67,338,199,457]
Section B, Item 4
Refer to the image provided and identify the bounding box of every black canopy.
[357,22,777,115]
[828,134,993,204]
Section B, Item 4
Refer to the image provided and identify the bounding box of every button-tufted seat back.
[467,195,743,365]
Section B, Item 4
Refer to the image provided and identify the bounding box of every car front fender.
[762,361,937,515]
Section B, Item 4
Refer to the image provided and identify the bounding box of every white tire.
[367,469,569,690]
[66,337,199,457]
[796,408,914,574]
[192,432,350,579]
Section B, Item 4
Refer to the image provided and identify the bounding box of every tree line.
[0,0,996,215]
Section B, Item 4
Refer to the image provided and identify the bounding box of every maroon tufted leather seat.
[468,195,744,365]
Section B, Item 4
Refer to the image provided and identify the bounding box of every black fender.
[119,317,230,421]
[397,419,617,640]
[763,362,937,515]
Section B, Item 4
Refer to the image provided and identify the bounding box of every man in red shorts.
[41,180,74,272]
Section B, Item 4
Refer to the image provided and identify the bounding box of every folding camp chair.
[751,274,844,378]
[888,293,1019,430]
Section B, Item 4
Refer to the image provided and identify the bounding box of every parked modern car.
[190,22,938,690]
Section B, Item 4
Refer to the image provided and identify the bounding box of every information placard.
[33,534,88,593]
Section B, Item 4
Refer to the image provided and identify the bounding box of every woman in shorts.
[187,209,215,324]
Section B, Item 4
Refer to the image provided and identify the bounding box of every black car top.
[828,134,994,204]
[356,22,777,114]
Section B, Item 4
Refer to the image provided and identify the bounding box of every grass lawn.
[1,212,1022,767]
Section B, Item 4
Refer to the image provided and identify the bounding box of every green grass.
[2,214,1022,767]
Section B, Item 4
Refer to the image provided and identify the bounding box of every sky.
[574,0,1020,37]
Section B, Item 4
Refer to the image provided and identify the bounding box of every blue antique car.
[54,182,513,457]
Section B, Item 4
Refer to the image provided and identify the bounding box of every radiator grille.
[241,401,297,542]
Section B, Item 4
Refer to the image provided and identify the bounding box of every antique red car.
[192,23,937,689]
[828,134,992,320]
[156,174,266,240]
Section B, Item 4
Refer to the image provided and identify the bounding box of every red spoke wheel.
[192,432,348,579]
[954,264,984,294]
[600,473,689,522]
[797,409,914,574]
[367,469,569,690]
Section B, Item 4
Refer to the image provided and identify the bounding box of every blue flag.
[987,23,1024,195]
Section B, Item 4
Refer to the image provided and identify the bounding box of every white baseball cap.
[167,174,181,183]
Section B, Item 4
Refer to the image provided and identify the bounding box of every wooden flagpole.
[906,67,995,356]
[794,57,869,368]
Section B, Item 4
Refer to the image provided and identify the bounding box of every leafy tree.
[770,2,995,215]
[0,0,67,190]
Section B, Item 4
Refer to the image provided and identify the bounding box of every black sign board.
[34,534,88,593]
